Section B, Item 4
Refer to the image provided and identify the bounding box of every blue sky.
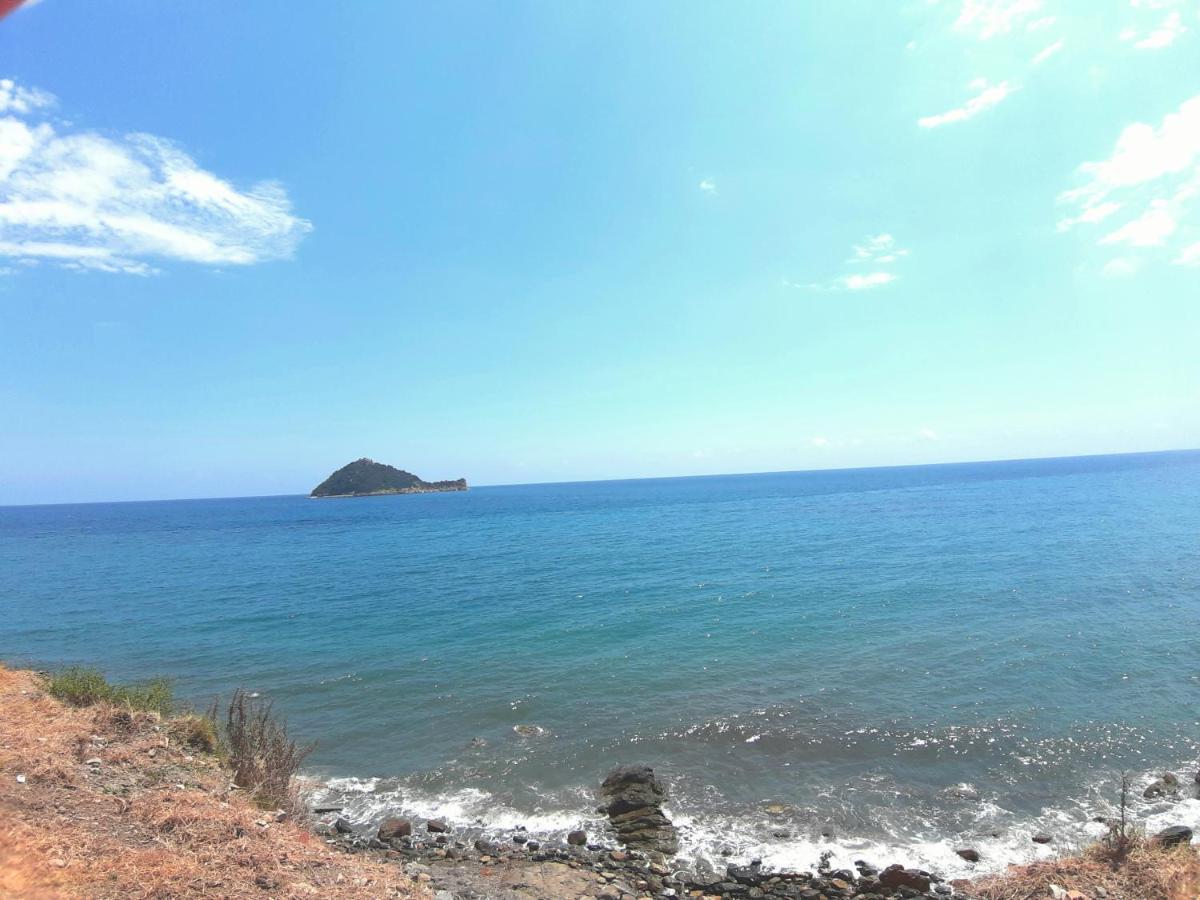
[1,1,1198,504]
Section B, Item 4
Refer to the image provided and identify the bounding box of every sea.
[3,450,1200,878]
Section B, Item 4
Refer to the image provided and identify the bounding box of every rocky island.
[311,458,467,498]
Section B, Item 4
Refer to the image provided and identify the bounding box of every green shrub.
[169,712,221,753]
[112,677,174,718]
[48,666,116,707]
[47,666,174,716]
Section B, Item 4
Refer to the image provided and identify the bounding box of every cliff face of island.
[310,458,467,498]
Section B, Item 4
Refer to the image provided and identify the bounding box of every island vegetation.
[310,458,467,498]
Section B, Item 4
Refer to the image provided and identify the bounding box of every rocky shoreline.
[314,766,973,899]
[311,764,1200,900]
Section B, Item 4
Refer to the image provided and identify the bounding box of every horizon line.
[3,445,1198,510]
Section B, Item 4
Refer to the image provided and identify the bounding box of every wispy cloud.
[698,178,717,195]
[954,0,1043,39]
[1058,94,1200,268]
[1175,240,1200,266]
[797,233,909,292]
[918,79,1014,128]
[0,78,311,275]
[848,232,910,264]
[1121,10,1188,49]
[1031,39,1064,65]
[838,271,898,290]
[1100,199,1178,246]
[0,79,53,115]
[1101,257,1139,278]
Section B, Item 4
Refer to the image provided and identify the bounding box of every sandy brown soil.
[0,665,428,899]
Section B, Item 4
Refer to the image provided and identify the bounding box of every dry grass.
[219,689,313,812]
[970,836,1200,900]
[0,664,428,899]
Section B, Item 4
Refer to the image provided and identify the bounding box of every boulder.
[1032,833,1053,844]
[879,864,932,892]
[333,817,354,834]
[1144,773,1180,799]
[567,829,587,846]
[377,817,412,841]
[599,765,679,856]
[426,818,450,833]
[1154,825,1193,848]
[955,848,980,863]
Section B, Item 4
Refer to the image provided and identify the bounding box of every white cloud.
[839,271,897,290]
[1101,257,1139,277]
[797,233,909,291]
[1134,11,1187,48]
[809,436,830,448]
[1026,15,1057,31]
[0,79,53,115]
[0,78,310,275]
[1056,200,1123,231]
[1059,95,1200,269]
[699,178,717,194]
[848,232,910,264]
[918,80,1014,128]
[955,0,1043,39]
[1031,39,1064,65]
[918,427,939,441]
[1174,240,1200,265]
[1067,97,1200,195]
[1101,199,1177,246]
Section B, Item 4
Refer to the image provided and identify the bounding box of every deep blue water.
[4,451,1200,875]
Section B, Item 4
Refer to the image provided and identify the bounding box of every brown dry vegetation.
[0,665,428,899]
[969,836,1200,900]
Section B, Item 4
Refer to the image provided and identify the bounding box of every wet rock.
[943,783,980,801]
[727,863,767,887]
[1144,773,1180,799]
[426,818,450,833]
[955,848,980,863]
[333,817,354,834]
[377,817,412,841]
[1032,832,1053,844]
[474,838,499,854]
[878,864,932,893]
[598,765,679,856]
[1155,825,1193,847]
[567,829,587,846]
[512,724,548,738]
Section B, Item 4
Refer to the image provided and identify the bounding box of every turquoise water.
[4,451,1200,875]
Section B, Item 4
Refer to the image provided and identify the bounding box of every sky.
[1,0,1198,505]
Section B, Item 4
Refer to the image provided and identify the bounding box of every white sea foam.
[312,778,603,839]
[312,760,1200,881]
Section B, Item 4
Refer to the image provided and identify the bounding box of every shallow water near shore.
[4,451,1200,878]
